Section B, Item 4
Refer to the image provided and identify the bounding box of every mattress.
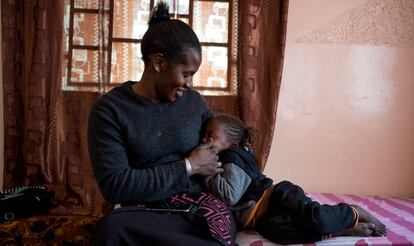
[236,192,414,246]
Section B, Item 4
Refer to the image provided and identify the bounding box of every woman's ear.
[152,53,167,73]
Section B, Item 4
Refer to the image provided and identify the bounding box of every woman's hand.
[187,142,223,176]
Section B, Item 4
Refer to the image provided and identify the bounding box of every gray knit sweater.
[88,81,212,205]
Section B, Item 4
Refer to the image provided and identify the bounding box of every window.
[63,0,239,95]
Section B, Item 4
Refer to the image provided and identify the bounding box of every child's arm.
[203,163,252,206]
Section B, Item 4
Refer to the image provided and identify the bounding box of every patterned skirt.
[167,192,235,245]
[95,192,237,245]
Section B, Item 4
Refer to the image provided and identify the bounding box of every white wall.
[264,0,414,197]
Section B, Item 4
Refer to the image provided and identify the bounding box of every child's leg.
[257,180,358,243]
[272,181,387,236]
[256,213,317,245]
[274,181,357,233]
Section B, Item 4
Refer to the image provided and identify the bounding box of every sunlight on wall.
[349,47,395,115]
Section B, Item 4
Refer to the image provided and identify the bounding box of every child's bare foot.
[334,222,375,237]
[353,205,387,236]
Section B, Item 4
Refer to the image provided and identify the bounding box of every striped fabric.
[236,192,414,246]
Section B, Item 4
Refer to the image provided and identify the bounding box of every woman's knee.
[93,213,125,245]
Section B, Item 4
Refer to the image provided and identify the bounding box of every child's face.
[202,119,233,152]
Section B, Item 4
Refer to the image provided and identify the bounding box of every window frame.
[64,0,238,95]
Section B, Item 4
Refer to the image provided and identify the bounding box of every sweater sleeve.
[88,101,193,204]
[203,163,252,206]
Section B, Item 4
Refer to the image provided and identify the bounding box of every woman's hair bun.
[148,1,171,26]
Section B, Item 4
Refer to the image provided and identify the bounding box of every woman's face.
[202,119,233,152]
[154,48,202,102]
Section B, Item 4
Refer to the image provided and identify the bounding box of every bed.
[236,192,414,246]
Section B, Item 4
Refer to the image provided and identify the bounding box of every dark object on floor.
[0,215,100,246]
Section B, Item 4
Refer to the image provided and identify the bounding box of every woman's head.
[141,1,201,65]
[203,114,257,152]
[140,1,202,102]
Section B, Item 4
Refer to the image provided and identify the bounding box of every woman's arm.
[88,102,195,205]
[203,163,252,206]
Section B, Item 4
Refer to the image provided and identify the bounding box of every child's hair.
[214,114,257,150]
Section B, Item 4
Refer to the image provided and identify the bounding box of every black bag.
[0,185,55,223]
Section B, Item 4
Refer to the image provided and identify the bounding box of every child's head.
[203,114,256,152]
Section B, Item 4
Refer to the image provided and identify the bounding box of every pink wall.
[265,0,414,197]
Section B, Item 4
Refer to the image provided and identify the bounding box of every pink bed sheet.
[236,192,414,246]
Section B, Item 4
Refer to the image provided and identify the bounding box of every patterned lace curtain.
[1,0,108,216]
[1,0,25,188]
[97,0,110,93]
[238,0,289,171]
[1,0,65,186]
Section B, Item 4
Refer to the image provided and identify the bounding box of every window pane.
[194,46,227,88]
[111,42,143,83]
[73,13,99,46]
[164,0,190,15]
[179,17,189,25]
[71,49,99,83]
[64,2,71,53]
[193,1,229,43]
[74,0,99,9]
[113,0,151,39]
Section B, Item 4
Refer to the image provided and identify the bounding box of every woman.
[88,2,232,245]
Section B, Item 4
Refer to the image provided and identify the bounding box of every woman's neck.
[133,73,160,104]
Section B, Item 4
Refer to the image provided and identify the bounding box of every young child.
[202,114,387,244]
